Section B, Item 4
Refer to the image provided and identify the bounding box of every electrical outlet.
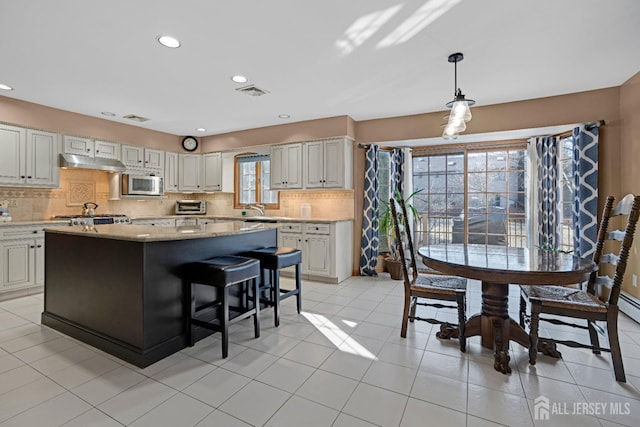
[8,199,17,207]
[633,274,638,288]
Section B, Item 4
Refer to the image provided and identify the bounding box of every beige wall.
[620,72,640,298]
[0,96,182,151]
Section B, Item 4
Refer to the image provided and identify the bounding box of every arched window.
[234,152,279,209]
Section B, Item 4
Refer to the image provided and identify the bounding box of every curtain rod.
[357,143,371,149]
[586,120,605,130]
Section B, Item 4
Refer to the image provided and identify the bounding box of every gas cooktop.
[53,214,131,226]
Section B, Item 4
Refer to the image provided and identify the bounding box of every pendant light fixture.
[442,52,475,139]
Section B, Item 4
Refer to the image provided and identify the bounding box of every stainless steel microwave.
[121,174,164,196]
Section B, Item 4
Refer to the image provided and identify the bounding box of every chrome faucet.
[249,204,265,216]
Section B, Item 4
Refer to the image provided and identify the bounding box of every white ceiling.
[1,0,639,137]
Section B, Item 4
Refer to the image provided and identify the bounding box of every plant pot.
[376,253,387,273]
[384,257,404,280]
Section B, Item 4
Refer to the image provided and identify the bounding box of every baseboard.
[619,291,640,325]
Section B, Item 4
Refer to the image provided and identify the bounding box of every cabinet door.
[164,152,179,192]
[121,145,144,168]
[94,140,120,160]
[304,141,324,188]
[26,129,59,187]
[0,124,26,185]
[0,240,32,289]
[306,235,331,276]
[279,232,304,274]
[63,135,94,157]
[284,143,303,188]
[145,148,164,171]
[270,146,286,189]
[178,154,202,192]
[202,152,222,191]
[322,139,345,188]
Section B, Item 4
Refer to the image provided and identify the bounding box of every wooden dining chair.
[519,194,640,382]
[390,198,468,351]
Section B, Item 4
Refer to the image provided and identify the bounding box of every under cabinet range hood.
[59,153,126,172]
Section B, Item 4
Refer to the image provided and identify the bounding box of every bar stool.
[183,255,260,358]
[240,247,302,327]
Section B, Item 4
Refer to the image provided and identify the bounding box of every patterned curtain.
[572,124,599,258]
[360,145,379,276]
[390,148,404,197]
[536,136,562,250]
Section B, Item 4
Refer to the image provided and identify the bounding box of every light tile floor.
[1,275,640,426]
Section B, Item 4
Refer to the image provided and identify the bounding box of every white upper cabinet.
[63,135,93,157]
[164,152,179,192]
[178,154,202,192]
[144,148,164,172]
[270,143,302,189]
[304,137,352,189]
[26,129,59,187]
[202,152,222,191]
[0,124,58,187]
[94,140,120,160]
[121,144,145,169]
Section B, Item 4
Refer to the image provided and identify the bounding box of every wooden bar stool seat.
[241,247,302,327]
[183,255,261,358]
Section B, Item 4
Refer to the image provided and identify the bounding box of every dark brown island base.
[42,221,278,368]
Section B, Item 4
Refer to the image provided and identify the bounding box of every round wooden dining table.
[418,244,597,374]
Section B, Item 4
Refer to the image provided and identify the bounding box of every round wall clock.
[182,136,198,152]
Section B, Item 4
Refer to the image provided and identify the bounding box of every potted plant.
[379,189,421,280]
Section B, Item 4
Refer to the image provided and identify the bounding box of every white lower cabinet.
[131,218,175,226]
[278,221,353,283]
[0,225,49,300]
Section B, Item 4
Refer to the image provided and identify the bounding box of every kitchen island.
[42,221,278,367]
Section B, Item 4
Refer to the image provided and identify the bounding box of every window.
[234,153,279,209]
[377,150,392,252]
[412,144,528,248]
[558,135,574,252]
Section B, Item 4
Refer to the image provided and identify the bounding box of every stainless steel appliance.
[176,200,206,215]
[53,214,131,226]
[121,174,164,196]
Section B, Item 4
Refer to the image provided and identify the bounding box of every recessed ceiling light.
[278,114,291,119]
[196,128,206,132]
[0,83,13,91]
[231,75,248,83]
[157,35,180,48]
[101,111,115,117]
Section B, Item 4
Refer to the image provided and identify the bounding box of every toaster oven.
[176,200,206,215]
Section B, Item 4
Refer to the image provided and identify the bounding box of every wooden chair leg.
[587,320,601,354]
[519,294,527,329]
[401,293,411,338]
[457,293,466,353]
[529,305,540,365]
[409,296,417,323]
[607,307,626,382]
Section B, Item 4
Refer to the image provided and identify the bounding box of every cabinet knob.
[96,150,99,153]
[32,230,38,234]
[138,160,142,163]
[30,245,35,249]
[21,176,25,178]
[37,245,42,248]
[28,176,32,179]
[87,148,91,152]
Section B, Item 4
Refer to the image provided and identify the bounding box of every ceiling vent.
[235,84,269,97]
[123,114,150,122]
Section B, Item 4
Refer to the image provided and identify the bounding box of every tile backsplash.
[0,170,355,221]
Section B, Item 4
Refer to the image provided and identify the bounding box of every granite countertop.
[0,220,70,227]
[132,215,355,223]
[43,221,279,242]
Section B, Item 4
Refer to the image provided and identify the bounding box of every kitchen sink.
[241,216,279,223]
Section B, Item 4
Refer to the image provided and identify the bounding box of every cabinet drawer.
[1,226,45,240]
[304,223,330,235]
[279,222,302,233]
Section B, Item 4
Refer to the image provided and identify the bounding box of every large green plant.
[379,189,422,261]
